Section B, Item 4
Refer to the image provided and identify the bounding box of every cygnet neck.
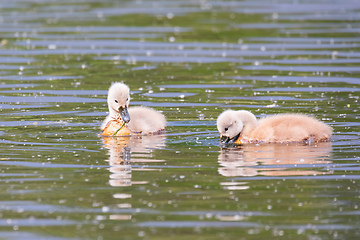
[107,100,123,121]
[236,110,257,135]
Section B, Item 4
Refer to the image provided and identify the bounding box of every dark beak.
[119,106,130,123]
[220,133,240,146]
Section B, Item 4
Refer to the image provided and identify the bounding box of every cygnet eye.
[114,100,118,103]
[224,127,228,132]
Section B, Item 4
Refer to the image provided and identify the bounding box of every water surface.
[0,0,359,239]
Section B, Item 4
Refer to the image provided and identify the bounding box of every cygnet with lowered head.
[217,110,332,145]
[101,82,166,136]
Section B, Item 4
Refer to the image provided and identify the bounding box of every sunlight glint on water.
[0,0,359,239]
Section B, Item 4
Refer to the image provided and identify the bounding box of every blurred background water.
[0,0,359,239]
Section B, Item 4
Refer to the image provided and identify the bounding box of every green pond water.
[0,0,359,239]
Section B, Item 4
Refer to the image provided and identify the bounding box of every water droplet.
[48,44,57,50]
[167,13,174,19]
[169,36,175,42]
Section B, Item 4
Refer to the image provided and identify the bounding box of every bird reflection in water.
[218,142,333,190]
[101,135,166,220]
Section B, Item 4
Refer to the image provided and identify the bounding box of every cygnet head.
[107,82,131,123]
[217,110,244,144]
[217,110,257,145]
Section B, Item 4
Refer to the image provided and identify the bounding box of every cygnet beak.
[220,133,241,145]
[119,106,130,123]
